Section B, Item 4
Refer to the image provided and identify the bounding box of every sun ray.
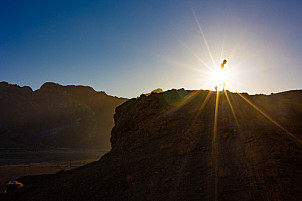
[189,3,216,67]
[222,91,264,197]
[227,92,285,199]
[211,90,220,201]
[227,29,247,61]
[237,93,302,145]
[169,31,212,70]
[162,90,201,117]
[191,91,213,122]
[223,89,239,126]
[186,91,214,127]
[169,59,208,74]
[198,90,213,113]
[177,91,213,142]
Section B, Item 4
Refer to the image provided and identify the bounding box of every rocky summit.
[2,89,302,201]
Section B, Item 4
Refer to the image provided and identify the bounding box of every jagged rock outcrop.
[2,89,302,200]
[0,82,127,149]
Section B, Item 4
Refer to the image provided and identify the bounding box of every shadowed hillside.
[0,82,127,149]
[2,89,302,200]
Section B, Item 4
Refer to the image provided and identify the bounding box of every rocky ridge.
[0,82,127,149]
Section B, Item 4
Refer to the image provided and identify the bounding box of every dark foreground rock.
[2,89,302,200]
[0,82,127,149]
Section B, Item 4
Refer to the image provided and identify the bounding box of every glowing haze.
[1,0,301,98]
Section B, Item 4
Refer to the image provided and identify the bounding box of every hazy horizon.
[1,0,301,98]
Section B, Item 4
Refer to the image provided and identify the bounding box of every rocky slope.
[2,89,302,200]
[0,82,127,149]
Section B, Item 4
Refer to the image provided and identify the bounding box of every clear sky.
[1,0,301,98]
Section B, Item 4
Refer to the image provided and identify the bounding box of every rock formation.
[0,82,127,149]
[2,89,302,200]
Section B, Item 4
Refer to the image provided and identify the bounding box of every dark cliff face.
[2,89,302,201]
[0,82,127,149]
[110,89,193,151]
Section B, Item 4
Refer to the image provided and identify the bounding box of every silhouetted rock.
[144,88,164,96]
[0,82,127,149]
[151,88,163,94]
[2,89,302,200]
[4,181,23,193]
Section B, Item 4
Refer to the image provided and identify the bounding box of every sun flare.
[210,68,229,90]
[211,69,227,86]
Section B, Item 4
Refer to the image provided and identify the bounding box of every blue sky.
[1,0,301,98]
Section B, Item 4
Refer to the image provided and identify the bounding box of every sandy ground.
[0,149,108,192]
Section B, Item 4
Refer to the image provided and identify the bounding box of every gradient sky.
[1,0,301,98]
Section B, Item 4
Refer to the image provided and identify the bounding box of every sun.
[210,68,229,90]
